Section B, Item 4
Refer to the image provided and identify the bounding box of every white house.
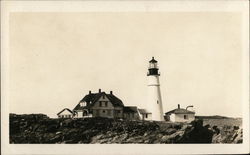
[165,104,195,123]
[138,109,152,121]
[57,108,74,118]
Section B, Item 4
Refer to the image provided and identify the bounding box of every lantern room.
[147,57,160,76]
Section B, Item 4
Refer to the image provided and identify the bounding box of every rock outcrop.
[9,114,242,144]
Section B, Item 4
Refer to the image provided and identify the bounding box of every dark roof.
[106,93,124,107]
[165,108,195,115]
[123,106,138,113]
[138,108,152,114]
[79,93,97,103]
[73,92,124,111]
[57,108,73,115]
[149,57,157,63]
[73,105,89,111]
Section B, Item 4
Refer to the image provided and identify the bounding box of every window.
[105,102,108,107]
[99,101,102,107]
[107,110,111,115]
[102,95,105,99]
[145,114,148,118]
[103,110,106,113]
[184,115,188,119]
[83,110,86,116]
[80,102,86,107]
[157,100,159,104]
[117,110,121,114]
[96,110,100,116]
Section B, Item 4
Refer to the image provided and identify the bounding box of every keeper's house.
[73,89,124,119]
[59,89,151,120]
[165,104,195,123]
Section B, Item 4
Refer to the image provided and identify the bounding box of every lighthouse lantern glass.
[149,62,158,69]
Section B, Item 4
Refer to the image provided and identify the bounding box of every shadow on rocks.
[177,119,214,143]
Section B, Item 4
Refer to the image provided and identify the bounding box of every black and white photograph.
[1,0,249,155]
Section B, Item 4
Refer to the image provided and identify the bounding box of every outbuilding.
[123,106,140,120]
[138,109,152,121]
[165,104,195,123]
[57,108,74,118]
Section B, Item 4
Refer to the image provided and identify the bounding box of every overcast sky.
[9,12,242,118]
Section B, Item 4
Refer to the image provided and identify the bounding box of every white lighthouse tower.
[147,57,164,121]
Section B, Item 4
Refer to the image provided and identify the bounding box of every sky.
[9,12,242,118]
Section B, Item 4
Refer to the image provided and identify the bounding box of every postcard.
[1,0,249,154]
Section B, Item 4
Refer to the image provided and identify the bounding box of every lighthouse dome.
[149,57,158,63]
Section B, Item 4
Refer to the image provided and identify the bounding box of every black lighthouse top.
[149,57,158,63]
[147,57,160,76]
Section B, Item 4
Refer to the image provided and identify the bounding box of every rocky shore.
[9,114,242,144]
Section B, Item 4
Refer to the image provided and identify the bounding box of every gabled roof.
[79,93,97,104]
[57,108,73,115]
[165,108,195,115]
[138,108,152,114]
[73,91,124,111]
[73,105,89,111]
[105,93,124,107]
[123,106,138,113]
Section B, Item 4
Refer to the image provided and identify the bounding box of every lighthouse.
[147,57,164,121]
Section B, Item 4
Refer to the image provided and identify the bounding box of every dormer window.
[80,102,86,107]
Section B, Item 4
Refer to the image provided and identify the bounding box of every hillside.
[195,115,232,119]
[9,114,242,144]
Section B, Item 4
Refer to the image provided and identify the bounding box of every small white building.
[138,109,152,121]
[57,108,74,118]
[165,104,195,123]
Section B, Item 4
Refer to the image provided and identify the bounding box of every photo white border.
[1,1,249,154]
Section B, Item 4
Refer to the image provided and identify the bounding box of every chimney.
[110,91,113,95]
[98,89,101,93]
[178,104,180,109]
[89,90,91,94]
